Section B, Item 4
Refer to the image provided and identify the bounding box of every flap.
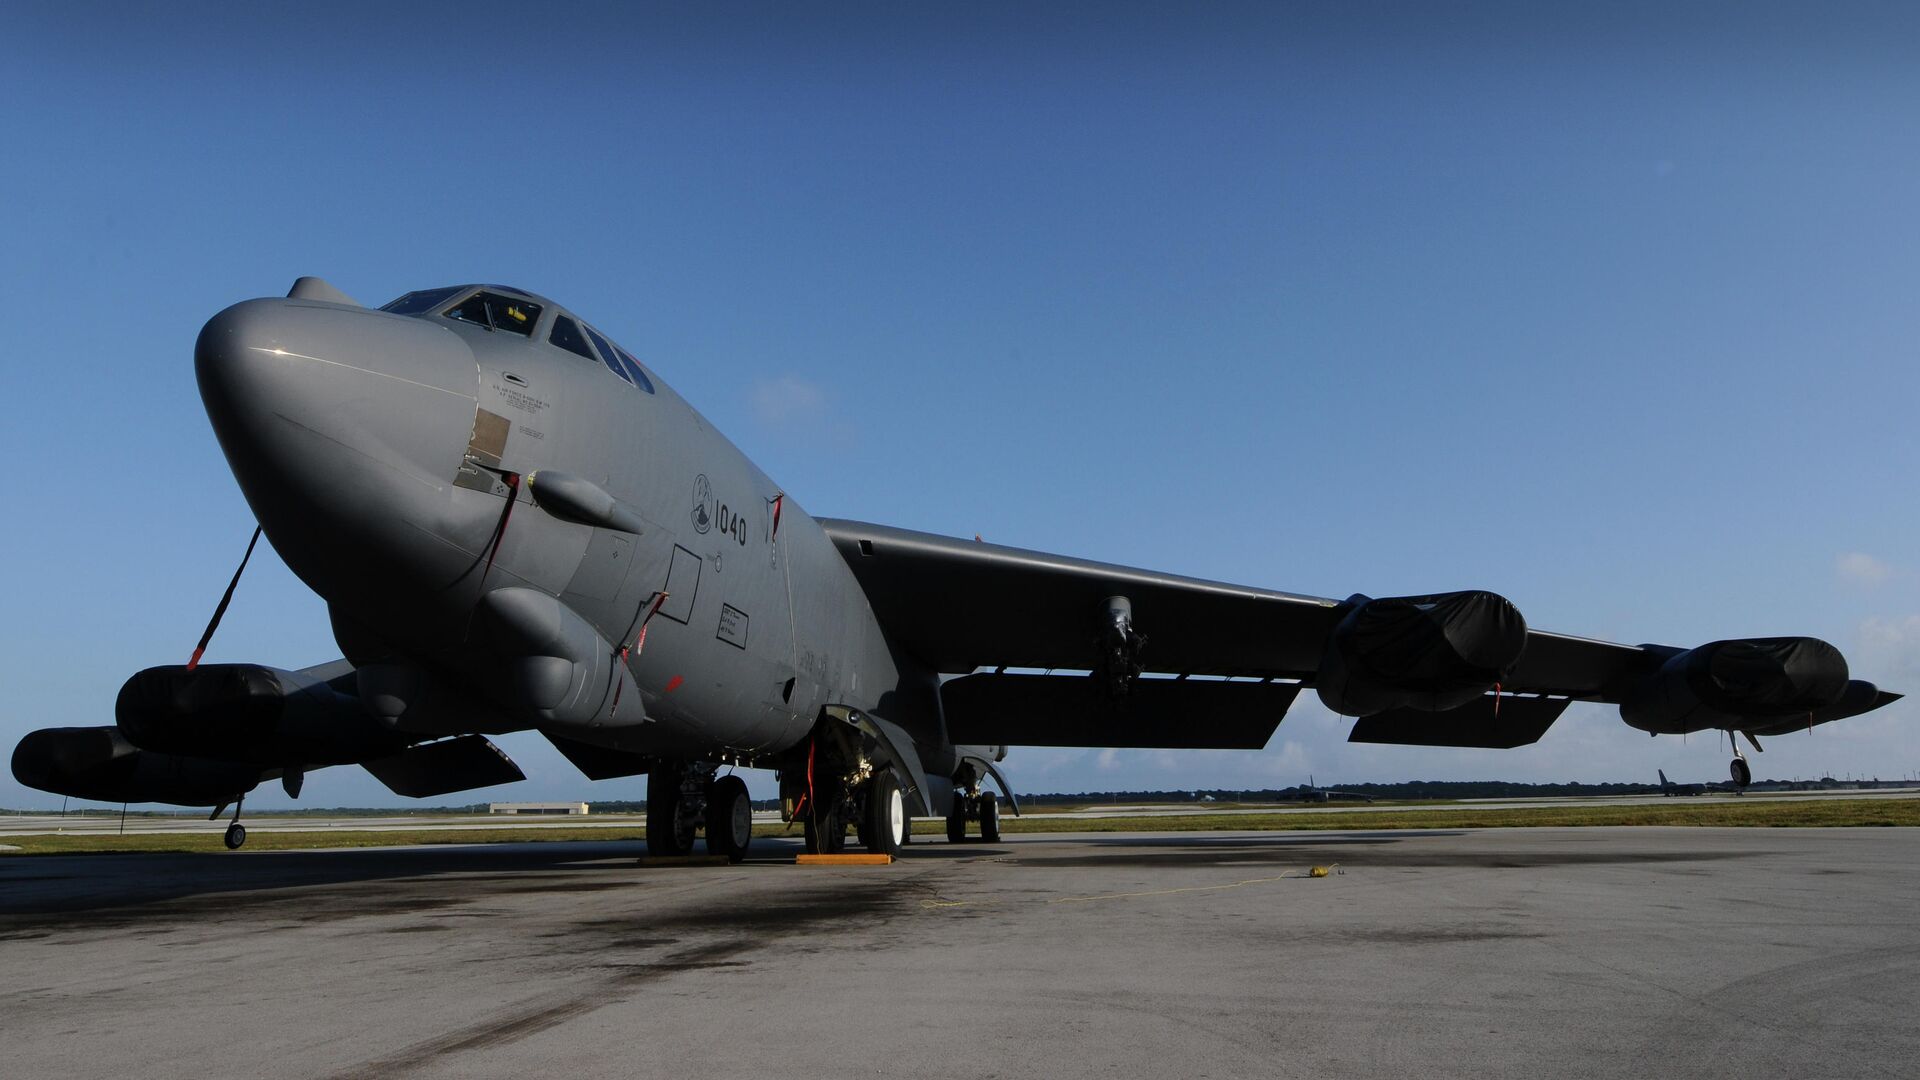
[361,735,525,798]
[942,673,1301,749]
[1347,695,1572,749]
[543,731,653,781]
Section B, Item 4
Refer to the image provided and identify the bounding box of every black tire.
[223,823,246,850]
[803,801,847,854]
[946,794,968,843]
[863,772,907,857]
[979,791,1000,843]
[647,770,695,857]
[1731,757,1752,787]
[705,776,752,864]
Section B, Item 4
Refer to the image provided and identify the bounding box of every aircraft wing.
[818,520,1898,751]
[819,519,1343,677]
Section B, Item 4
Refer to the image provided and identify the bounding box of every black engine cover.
[12,725,262,806]
[116,663,405,767]
[1315,590,1528,716]
[1620,637,1849,734]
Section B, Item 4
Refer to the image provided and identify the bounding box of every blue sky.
[3,2,1916,809]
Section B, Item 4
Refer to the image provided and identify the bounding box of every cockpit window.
[614,345,657,395]
[548,316,597,361]
[580,324,634,386]
[379,285,463,316]
[582,323,657,394]
[444,291,543,336]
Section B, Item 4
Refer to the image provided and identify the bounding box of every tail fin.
[1658,769,1669,785]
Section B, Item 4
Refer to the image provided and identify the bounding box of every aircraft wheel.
[705,776,752,864]
[647,772,696,857]
[863,773,907,857]
[979,791,1000,843]
[946,795,968,843]
[803,803,846,855]
[1730,757,1752,787]
[224,823,247,850]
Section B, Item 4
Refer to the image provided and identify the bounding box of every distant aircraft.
[1658,768,1740,796]
[1293,775,1375,803]
[11,279,1902,858]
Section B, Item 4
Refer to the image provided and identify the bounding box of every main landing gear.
[792,765,908,857]
[780,720,911,858]
[647,760,754,864]
[946,788,1000,843]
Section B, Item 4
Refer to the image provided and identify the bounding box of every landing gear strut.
[212,794,247,849]
[1728,730,1759,789]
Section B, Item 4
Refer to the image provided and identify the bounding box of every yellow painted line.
[796,853,894,866]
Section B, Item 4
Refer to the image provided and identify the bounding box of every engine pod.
[1315,590,1527,716]
[11,725,263,806]
[1620,637,1849,734]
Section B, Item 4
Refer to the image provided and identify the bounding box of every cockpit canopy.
[380,285,654,393]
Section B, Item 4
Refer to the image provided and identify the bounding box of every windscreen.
[379,285,464,316]
[444,291,543,336]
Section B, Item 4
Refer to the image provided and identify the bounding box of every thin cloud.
[1857,615,1920,680]
[1837,552,1895,586]
[750,375,829,430]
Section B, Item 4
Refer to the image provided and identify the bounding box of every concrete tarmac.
[3,827,1916,1079]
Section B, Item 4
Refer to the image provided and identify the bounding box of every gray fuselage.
[196,285,941,767]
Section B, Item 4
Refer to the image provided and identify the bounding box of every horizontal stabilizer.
[544,731,653,781]
[943,673,1299,749]
[361,735,524,798]
[1348,695,1571,749]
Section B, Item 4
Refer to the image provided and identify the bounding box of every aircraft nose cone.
[195,297,479,597]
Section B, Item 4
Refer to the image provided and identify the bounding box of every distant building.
[488,802,589,816]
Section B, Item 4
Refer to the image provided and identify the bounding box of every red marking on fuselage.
[665,675,684,693]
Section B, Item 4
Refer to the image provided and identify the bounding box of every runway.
[4,786,1915,838]
[3,827,1916,1079]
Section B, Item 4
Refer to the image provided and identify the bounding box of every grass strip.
[3,797,1913,856]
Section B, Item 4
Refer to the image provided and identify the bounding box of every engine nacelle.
[116,663,407,767]
[11,725,263,806]
[1315,590,1528,716]
[1620,637,1850,735]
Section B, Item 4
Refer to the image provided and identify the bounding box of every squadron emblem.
[691,474,713,534]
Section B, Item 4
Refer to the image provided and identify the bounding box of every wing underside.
[819,520,1898,751]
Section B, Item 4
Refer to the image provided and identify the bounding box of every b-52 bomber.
[13,279,1902,857]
